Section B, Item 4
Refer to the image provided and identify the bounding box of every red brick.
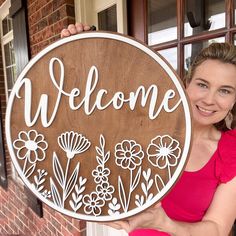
[72,219,86,231]
[52,0,66,11]
[47,221,57,235]
[51,216,61,231]
[61,225,74,236]
[4,224,14,234]
[15,216,24,229]
[18,210,29,226]
[29,9,42,26]
[41,2,53,18]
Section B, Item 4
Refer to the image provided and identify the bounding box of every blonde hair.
[184,42,236,131]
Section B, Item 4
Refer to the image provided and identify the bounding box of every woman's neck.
[192,123,220,141]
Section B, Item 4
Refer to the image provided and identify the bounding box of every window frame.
[128,0,236,79]
[0,0,13,102]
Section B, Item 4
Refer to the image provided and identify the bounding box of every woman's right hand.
[60,22,92,38]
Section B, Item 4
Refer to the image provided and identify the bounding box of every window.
[75,0,127,34]
[184,37,225,72]
[98,4,117,32]
[0,0,14,189]
[184,0,225,37]
[129,0,236,79]
[2,15,13,36]
[4,40,16,96]
[1,14,16,98]
[148,0,177,45]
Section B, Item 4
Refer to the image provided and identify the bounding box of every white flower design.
[83,192,105,216]
[115,140,144,170]
[96,182,114,201]
[92,166,110,183]
[58,131,91,159]
[13,130,48,164]
[147,135,181,179]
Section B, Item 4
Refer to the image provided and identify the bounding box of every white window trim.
[0,0,11,102]
[0,0,23,182]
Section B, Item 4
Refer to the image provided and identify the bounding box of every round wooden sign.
[6,32,191,221]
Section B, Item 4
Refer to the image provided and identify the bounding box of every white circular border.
[5,32,192,221]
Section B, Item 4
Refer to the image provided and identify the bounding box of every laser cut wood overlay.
[5,32,192,221]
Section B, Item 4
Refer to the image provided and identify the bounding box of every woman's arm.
[107,177,236,236]
[171,177,236,235]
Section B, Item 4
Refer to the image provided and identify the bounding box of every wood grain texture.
[6,32,191,221]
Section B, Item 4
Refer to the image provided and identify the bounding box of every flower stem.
[167,164,172,180]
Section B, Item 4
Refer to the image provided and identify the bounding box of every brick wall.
[0,1,87,235]
[0,180,86,235]
[28,0,75,56]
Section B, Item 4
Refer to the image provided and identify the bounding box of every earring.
[225,110,233,129]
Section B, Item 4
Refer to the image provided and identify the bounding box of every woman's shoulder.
[220,129,236,148]
[216,129,236,183]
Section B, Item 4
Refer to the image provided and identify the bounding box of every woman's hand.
[104,203,176,234]
[60,22,92,38]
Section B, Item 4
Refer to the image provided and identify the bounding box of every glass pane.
[6,67,14,91]
[4,41,15,67]
[98,4,117,32]
[184,0,225,37]
[234,34,236,44]
[4,43,10,66]
[184,37,225,73]
[148,0,177,45]
[2,15,13,36]
[158,47,177,70]
[4,40,16,91]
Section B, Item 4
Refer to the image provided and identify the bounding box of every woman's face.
[186,59,236,127]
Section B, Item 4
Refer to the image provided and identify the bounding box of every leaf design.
[135,195,144,207]
[147,193,154,201]
[108,197,121,215]
[95,146,103,157]
[69,178,87,212]
[104,152,110,163]
[141,182,147,196]
[118,176,127,212]
[53,152,65,187]
[147,179,153,190]
[100,135,105,149]
[25,163,36,178]
[96,155,103,166]
[131,167,141,191]
[79,176,87,186]
[38,186,44,192]
[143,168,151,181]
[69,200,82,212]
[155,174,165,192]
[50,178,62,208]
[65,163,80,199]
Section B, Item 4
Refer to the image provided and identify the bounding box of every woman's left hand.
[104,203,175,233]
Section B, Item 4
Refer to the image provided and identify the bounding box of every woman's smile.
[196,105,216,116]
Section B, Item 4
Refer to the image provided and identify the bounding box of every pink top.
[130,129,236,236]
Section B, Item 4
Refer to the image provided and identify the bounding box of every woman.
[61,23,236,236]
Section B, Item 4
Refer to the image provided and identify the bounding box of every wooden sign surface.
[6,32,191,221]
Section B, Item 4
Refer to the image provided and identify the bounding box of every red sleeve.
[216,129,236,183]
